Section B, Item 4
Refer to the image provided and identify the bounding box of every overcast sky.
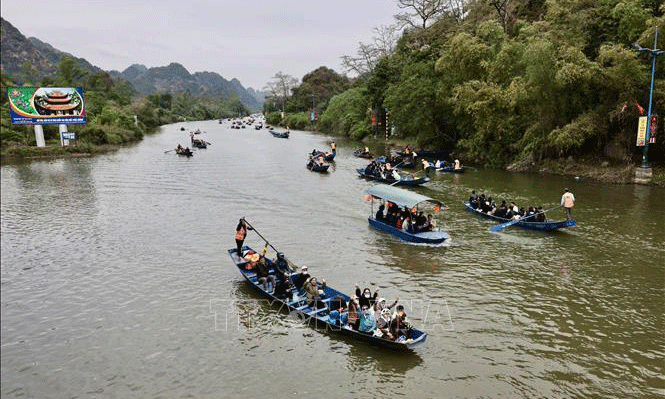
[2,0,403,90]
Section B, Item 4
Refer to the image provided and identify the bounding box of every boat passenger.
[176,144,183,151]
[495,201,508,218]
[420,214,434,232]
[255,256,276,292]
[235,219,252,258]
[347,295,360,330]
[561,188,575,219]
[390,309,412,341]
[391,169,401,181]
[374,297,398,320]
[415,211,426,227]
[454,159,462,170]
[402,216,413,233]
[327,295,348,325]
[355,285,379,309]
[273,252,290,275]
[376,308,394,340]
[358,305,377,334]
[375,204,385,222]
[292,266,310,291]
[303,277,327,309]
[273,271,294,300]
[534,206,546,222]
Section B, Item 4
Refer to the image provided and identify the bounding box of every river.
[1,121,663,398]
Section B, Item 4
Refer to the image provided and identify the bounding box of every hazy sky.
[2,0,403,90]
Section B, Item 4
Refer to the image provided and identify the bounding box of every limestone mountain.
[0,17,100,82]
[109,63,261,111]
[1,17,263,111]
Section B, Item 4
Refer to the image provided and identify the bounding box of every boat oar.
[240,218,297,272]
[164,149,174,153]
[489,204,562,232]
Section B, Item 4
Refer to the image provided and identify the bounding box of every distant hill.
[1,17,264,111]
[108,63,262,111]
[0,17,100,81]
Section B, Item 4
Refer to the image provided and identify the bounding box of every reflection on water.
[2,121,664,398]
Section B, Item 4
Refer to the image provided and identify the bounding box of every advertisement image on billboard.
[8,86,87,125]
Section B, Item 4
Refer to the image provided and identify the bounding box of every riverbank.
[375,136,665,187]
[0,142,130,163]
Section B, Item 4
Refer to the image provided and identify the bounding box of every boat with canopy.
[364,185,449,244]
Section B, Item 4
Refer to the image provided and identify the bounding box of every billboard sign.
[8,87,86,125]
[636,116,647,146]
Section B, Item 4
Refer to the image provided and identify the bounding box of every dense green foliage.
[311,0,665,167]
[2,55,249,154]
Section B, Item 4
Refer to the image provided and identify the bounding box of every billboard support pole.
[59,124,68,146]
[34,125,45,147]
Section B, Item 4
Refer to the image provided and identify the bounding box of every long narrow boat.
[269,130,290,138]
[353,149,374,159]
[312,150,336,161]
[436,166,465,173]
[356,167,430,186]
[463,202,576,231]
[377,156,417,169]
[227,246,428,350]
[365,185,449,244]
[307,161,330,172]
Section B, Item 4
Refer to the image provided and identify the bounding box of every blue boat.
[227,246,428,350]
[353,149,374,159]
[435,166,465,173]
[377,156,417,169]
[269,130,290,138]
[356,167,430,186]
[312,150,336,161]
[364,185,449,244]
[463,202,576,231]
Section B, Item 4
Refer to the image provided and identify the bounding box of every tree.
[56,55,88,86]
[341,25,399,78]
[394,0,447,30]
[263,72,298,112]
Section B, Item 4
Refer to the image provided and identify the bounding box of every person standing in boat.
[234,219,252,258]
[561,188,575,219]
[330,141,336,154]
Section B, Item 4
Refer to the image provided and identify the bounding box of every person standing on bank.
[561,188,575,220]
[235,219,252,257]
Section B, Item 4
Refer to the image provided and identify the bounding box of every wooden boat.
[377,156,417,169]
[312,150,335,161]
[365,185,449,244]
[353,149,374,159]
[269,130,290,138]
[307,160,330,172]
[191,139,207,149]
[356,168,430,186]
[227,246,428,350]
[396,148,449,159]
[435,166,465,173]
[175,148,193,157]
[463,202,576,231]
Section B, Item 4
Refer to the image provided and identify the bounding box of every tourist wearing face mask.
[355,284,379,309]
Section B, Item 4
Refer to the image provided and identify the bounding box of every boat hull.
[368,218,448,244]
[227,247,427,350]
[463,202,576,231]
[356,168,430,186]
[269,130,289,138]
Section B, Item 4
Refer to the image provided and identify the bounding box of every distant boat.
[356,167,430,187]
[353,149,373,159]
[269,130,290,138]
[175,147,193,157]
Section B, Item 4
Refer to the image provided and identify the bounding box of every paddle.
[164,149,174,153]
[489,204,562,232]
[240,218,297,272]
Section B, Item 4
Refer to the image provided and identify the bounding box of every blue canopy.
[365,185,443,208]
